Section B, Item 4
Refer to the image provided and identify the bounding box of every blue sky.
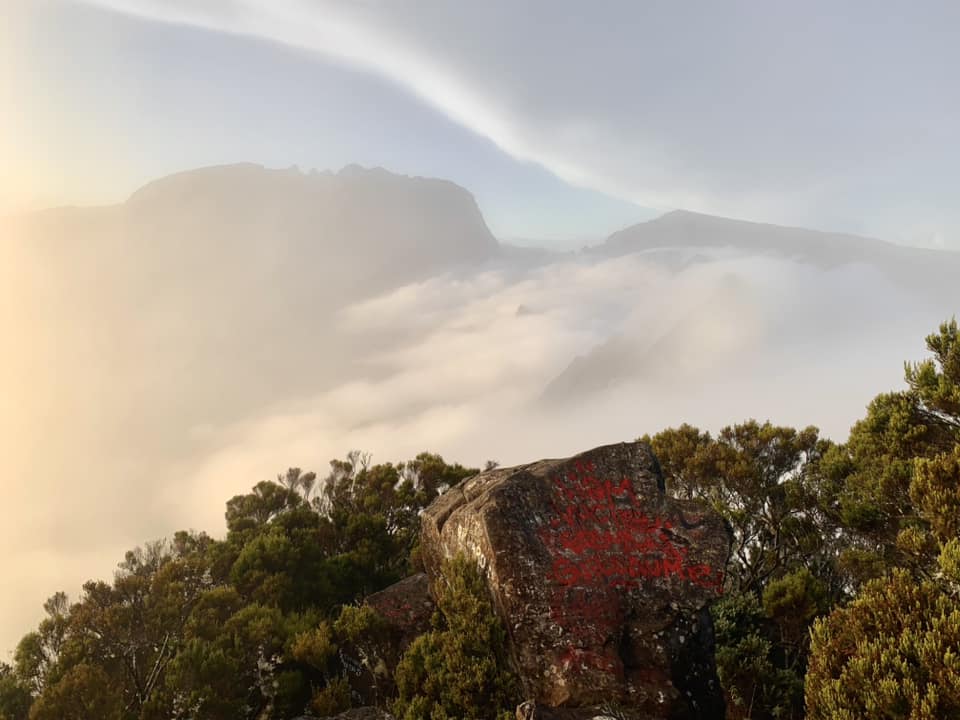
[3,0,654,241]
[4,0,959,247]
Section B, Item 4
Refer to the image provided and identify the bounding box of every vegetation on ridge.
[1,319,959,720]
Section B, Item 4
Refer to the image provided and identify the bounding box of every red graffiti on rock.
[538,460,723,594]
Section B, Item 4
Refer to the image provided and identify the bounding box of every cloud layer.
[2,166,956,662]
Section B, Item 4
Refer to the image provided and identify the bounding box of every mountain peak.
[337,163,394,179]
[600,208,899,263]
[56,162,500,288]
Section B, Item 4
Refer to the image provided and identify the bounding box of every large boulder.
[420,442,731,719]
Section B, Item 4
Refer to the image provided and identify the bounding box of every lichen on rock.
[420,441,732,719]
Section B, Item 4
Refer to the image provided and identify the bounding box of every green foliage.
[9,451,473,720]
[939,539,960,586]
[12,593,69,699]
[712,590,805,720]
[28,664,123,720]
[12,634,46,698]
[832,393,925,530]
[806,569,960,720]
[320,451,476,577]
[160,637,244,718]
[0,664,31,720]
[912,445,960,544]
[821,319,960,588]
[645,318,960,718]
[645,421,833,597]
[7,317,960,720]
[289,622,338,671]
[393,555,519,720]
[905,317,960,423]
[333,603,389,646]
[820,390,949,585]
[309,675,352,716]
[762,568,828,652]
[804,318,960,718]
[332,603,396,704]
[225,479,304,534]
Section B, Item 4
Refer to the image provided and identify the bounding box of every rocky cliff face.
[420,442,732,719]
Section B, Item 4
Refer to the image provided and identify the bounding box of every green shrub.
[806,569,960,719]
[393,555,519,720]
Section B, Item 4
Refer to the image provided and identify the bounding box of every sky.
[2,0,960,661]
[4,0,960,247]
[2,0,654,242]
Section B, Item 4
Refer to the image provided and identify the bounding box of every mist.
[1,163,956,657]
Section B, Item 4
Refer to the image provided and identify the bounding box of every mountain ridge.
[597,208,957,260]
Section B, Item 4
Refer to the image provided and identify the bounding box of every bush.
[393,555,519,720]
[806,569,960,720]
[712,590,804,720]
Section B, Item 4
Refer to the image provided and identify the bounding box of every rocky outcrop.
[364,572,435,653]
[339,573,436,706]
[421,442,731,719]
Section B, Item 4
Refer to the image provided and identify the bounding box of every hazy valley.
[1,163,957,658]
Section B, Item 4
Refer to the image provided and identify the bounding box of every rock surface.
[307,709,394,720]
[339,574,436,706]
[515,700,656,719]
[421,442,731,718]
[365,572,436,652]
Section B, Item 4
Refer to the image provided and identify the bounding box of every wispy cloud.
[75,0,960,245]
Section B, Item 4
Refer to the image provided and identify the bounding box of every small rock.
[311,708,395,720]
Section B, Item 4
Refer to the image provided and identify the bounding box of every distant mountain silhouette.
[541,274,755,402]
[2,164,499,469]
[125,162,498,284]
[542,210,960,405]
[8,170,956,422]
[592,209,960,297]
